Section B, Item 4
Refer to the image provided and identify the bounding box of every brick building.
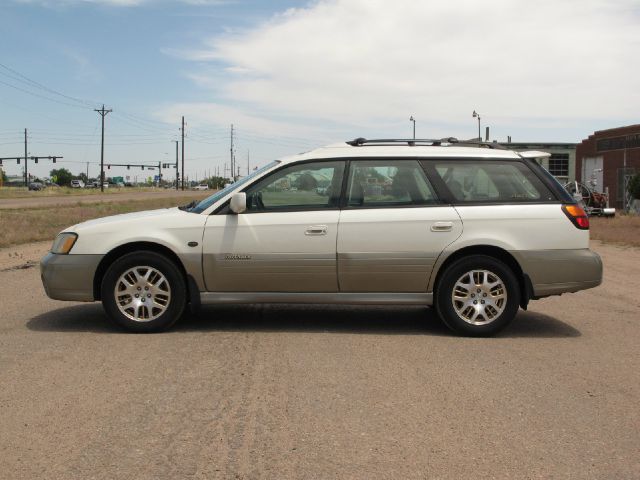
[576,125,640,209]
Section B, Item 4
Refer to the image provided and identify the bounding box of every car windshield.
[188,160,280,213]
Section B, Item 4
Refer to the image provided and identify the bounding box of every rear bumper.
[40,252,103,301]
[512,249,603,298]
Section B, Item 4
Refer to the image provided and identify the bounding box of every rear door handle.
[431,221,453,232]
[305,225,328,236]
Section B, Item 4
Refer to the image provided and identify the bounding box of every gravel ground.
[0,241,638,479]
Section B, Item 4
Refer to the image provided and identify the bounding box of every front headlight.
[51,232,78,254]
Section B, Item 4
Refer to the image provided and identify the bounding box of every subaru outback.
[40,138,602,336]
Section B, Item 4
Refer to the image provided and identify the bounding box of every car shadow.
[27,303,581,338]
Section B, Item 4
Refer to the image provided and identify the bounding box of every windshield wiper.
[178,200,197,211]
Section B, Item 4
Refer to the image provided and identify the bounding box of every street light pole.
[472,110,481,141]
[409,116,416,139]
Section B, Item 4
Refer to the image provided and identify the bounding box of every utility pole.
[174,140,179,191]
[181,116,185,191]
[229,124,235,182]
[94,104,112,192]
[86,162,89,181]
[247,150,250,175]
[24,128,27,186]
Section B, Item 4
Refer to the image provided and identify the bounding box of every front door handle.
[431,221,453,232]
[305,225,328,236]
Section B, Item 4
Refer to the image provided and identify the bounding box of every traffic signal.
[34,158,38,164]
[17,158,20,165]
[52,158,56,163]
[107,165,111,169]
[127,165,130,170]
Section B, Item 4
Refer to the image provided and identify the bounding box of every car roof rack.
[345,137,506,149]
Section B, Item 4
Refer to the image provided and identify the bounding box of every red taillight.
[562,204,589,230]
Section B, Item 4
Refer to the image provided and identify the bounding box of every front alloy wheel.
[114,266,172,322]
[102,251,186,332]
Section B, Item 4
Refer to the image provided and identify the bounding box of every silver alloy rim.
[451,269,507,325]
[114,266,171,322]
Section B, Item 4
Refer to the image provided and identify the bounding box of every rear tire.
[101,251,186,333]
[435,255,520,336]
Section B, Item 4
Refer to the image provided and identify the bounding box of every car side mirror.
[230,192,247,214]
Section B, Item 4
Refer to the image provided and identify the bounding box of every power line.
[0,78,91,110]
[0,62,98,108]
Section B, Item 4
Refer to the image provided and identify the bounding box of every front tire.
[435,255,520,336]
[101,251,187,332]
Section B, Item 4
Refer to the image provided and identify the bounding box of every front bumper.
[512,248,603,298]
[40,252,103,302]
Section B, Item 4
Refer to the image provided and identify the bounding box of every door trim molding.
[200,292,433,305]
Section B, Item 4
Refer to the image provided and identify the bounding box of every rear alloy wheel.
[101,251,186,332]
[436,255,520,336]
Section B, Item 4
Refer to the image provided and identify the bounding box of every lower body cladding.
[510,248,603,298]
[40,252,103,301]
[40,248,602,306]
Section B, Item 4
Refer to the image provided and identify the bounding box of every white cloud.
[170,0,640,140]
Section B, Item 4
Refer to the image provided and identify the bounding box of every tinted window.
[245,161,345,211]
[433,161,555,203]
[347,160,438,207]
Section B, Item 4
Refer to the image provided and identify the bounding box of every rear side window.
[431,161,556,203]
[347,160,438,208]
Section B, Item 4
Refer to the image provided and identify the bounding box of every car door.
[337,159,462,292]
[202,160,346,292]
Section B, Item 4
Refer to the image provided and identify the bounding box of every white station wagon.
[41,138,602,336]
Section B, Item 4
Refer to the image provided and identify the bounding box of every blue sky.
[1,0,639,182]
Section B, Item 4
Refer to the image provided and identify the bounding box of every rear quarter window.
[429,160,556,204]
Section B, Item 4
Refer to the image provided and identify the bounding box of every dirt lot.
[0,241,638,479]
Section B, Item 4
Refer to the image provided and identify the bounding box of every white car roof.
[277,141,523,165]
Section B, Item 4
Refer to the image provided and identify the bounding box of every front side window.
[245,161,345,211]
[191,160,280,213]
[432,161,555,203]
[346,160,438,208]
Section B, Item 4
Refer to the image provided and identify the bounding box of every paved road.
[0,241,638,479]
[0,190,211,209]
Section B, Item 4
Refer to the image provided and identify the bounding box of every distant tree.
[205,176,229,189]
[1,169,7,184]
[77,172,89,184]
[49,168,73,187]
